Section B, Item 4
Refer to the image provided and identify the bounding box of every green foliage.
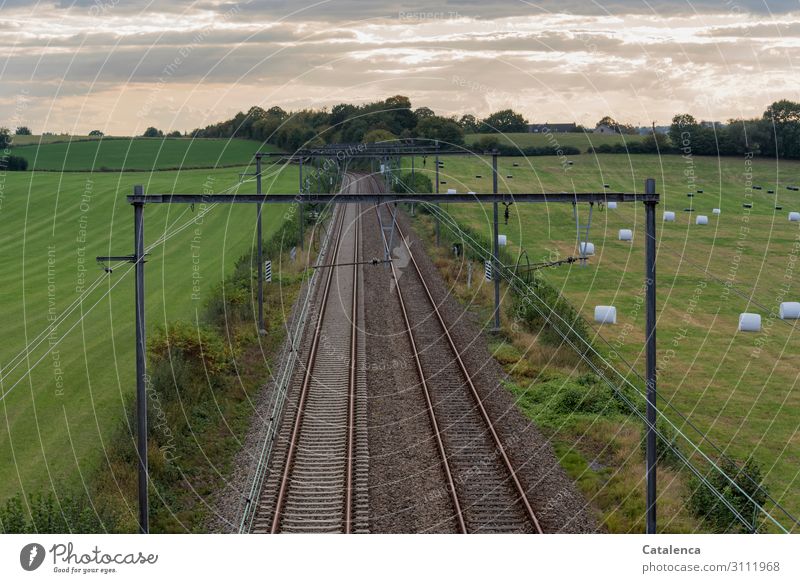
[459,114,479,133]
[363,129,396,143]
[394,171,432,194]
[507,374,622,427]
[473,134,500,151]
[0,493,113,533]
[88,129,104,136]
[480,109,528,133]
[15,126,32,135]
[687,458,769,533]
[0,153,28,170]
[142,126,164,138]
[0,126,10,149]
[415,115,465,146]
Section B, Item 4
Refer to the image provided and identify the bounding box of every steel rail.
[269,192,354,533]
[370,181,467,534]
[386,197,544,534]
[344,202,360,534]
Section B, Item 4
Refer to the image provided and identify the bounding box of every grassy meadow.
[413,152,800,530]
[0,158,299,504]
[10,137,272,171]
[464,131,644,151]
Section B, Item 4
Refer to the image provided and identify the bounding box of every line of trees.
[669,100,800,159]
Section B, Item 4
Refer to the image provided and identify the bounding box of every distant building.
[528,122,576,133]
[593,124,617,134]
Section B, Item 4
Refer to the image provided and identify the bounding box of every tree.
[668,114,698,148]
[266,106,288,119]
[88,130,104,137]
[761,100,800,159]
[459,114,479,133]
[0,127,10,149]
[473,134,500,152]
[166,130,182,138]
[414,107,436,120]
[142,127,163,138]
[363,129,395,143]
[480,109,528,133]
[15,126,32,135]
[415,116,464,145]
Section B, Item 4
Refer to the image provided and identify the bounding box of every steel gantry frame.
[112,173,659,534]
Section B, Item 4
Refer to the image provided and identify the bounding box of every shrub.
[687,457,768,532]
[393,171,432,194]
[0,493,113,533]
[0,154,28,171]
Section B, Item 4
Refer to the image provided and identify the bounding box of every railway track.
[252,175,368,533]
[370,175,543,534]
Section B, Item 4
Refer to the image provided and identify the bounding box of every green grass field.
[415,152,800,530]
[465,131,644,151]
[0,161,299,503]
[10,138,273,171]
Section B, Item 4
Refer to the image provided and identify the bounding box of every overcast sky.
[2,0,799,135]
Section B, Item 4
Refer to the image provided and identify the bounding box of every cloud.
[1,1,798,133]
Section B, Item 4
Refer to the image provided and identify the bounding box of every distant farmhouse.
[593,124,616,134]
[527,122,576,133]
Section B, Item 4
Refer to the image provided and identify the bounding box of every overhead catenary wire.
[389,166,795,529]
[415,196,794,533]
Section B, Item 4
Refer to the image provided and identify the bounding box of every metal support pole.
[298,156,304,250]
[492,153,500,332]
[435,141,440,246]
[256,154,265,334]
[133,185,148,534]
[644,177,658,534]
[411,155,415,216]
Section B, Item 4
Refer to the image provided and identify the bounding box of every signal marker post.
[256,153,266,335]
[491,151,501,332]
[435,140,440,246]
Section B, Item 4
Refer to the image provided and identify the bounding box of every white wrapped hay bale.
[618,229,633,241]
[497,235,507,246]
[663,211,676,222]
[779,302,800,319]
[467,191,475,195]
[446,188,457,194]
[738,313,761,332]
[712,208,721,215]
[594,306,617,324]
[696,215,709,225]
[580,242,595,256]
[608,202,617,209]
[789,212,800,222]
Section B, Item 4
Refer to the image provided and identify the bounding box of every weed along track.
[253,175,368,533]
